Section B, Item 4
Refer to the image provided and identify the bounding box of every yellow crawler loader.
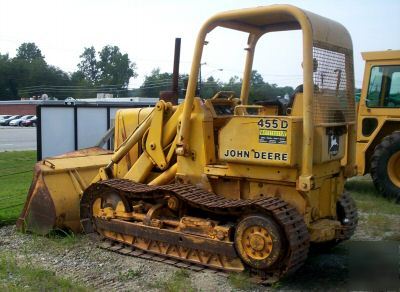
[356,50,400,202]
[18,5,358,281]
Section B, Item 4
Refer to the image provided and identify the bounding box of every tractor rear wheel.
[371,131,400,203]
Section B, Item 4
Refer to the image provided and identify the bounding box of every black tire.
[370,131,400,202]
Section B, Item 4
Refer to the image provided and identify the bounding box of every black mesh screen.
[312,42,355,125]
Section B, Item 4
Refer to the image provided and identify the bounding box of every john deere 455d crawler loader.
[18,5,358,281]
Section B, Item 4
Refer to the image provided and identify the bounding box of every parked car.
[0,115,12,122]
[9,115,35,126]
[64,97,76,105]
[0,115,22,126]
[21,116,37,127]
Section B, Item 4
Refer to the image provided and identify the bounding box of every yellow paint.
[356,50,400,175]
[242,226,273,259]
[388,151,400,188]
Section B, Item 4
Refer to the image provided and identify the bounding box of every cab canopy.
[183,5,355,127]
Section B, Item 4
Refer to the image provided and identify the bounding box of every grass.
[117,266,144,281]
[0,252,90,291]
[149,269,195,292]
[228,272,254,290]
[22,229,85,255]
[0,150,90,292]
[345,176,400,241]
[46,229,83,249]
[48,229,80,245]
[0,151,36,226]
[345,177,400,215]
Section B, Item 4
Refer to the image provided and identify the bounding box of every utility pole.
[159,38,181,105]
[199,62,206,97]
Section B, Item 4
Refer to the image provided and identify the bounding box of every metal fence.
[37,102,156,160]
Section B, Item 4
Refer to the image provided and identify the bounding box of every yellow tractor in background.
[17,5,358,281]
[356,50,400,202]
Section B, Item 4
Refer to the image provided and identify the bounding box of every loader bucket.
[16,147,113,235]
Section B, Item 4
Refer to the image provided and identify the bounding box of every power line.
[5,79,300,98]
[19,84,125,90]
[18,79,183,90]
[18,81,186,95]
[18,77,186,91]
[19,86,170,95]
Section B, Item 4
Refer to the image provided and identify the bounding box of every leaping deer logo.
[329,135,339,156]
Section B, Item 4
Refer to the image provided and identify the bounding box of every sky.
[0,0,399,89]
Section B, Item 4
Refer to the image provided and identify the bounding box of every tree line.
[0,42,294,102]
[0,43,136,100]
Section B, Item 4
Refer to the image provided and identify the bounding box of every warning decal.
[259,129,287,144]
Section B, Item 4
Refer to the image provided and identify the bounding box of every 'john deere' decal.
[223,149,288,161]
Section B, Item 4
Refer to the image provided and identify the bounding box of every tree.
[98,45,137,87]
[0,42,79,100]
[201,76,222,98]
[70,71,95,98]
[74,45,138,97]
[77,46,99,85]
[139,68,173,97]
[219,71,293,103]
[16,42,44,63]
[138,68,188,98]
[221,75,241,97]
[0,53,18,99]
[250,70,264,86]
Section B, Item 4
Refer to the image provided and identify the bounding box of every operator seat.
[254,98,285,115]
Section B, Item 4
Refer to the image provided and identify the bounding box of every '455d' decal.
[257,119,288,144]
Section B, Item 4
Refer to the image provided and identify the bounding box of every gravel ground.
[0,209,399,291]
[0,226,243,291]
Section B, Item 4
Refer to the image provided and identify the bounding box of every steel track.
[81,179,310,282]
[336,191,358,240]
[96,236,280,285]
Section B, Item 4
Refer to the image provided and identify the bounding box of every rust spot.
[17,165,56,235]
